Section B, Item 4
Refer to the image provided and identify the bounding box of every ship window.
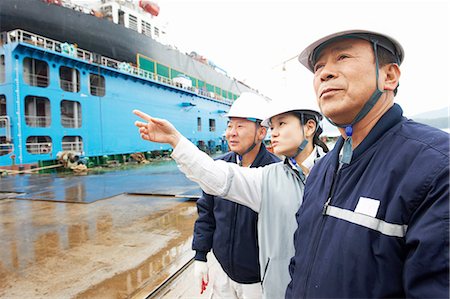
[0,136,13,156]
[23,58,49,87]
[25,96,51,127]
[209,119,216,132]
[0,55,5,83]
[26,136,52,155]
[119,10,125,25]
[142,21,152,37]
[0,95,9,155]
[61,100,82,128]
[197,117,202,131]
[59,66,80,92]
[154,27,160,38]
[89,73,105,96]
[62,136,83,152]
[129,14,138,31]
[0,95,6,116]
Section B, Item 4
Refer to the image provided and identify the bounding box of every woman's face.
[269,113,305,157]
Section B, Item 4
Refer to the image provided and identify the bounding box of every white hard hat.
[298,29,405,73]
[261,100,322,127]
[226,92,271,124]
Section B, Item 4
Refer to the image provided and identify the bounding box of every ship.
[0,0,258,169]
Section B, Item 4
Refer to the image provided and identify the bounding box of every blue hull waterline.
[0,30,231,168]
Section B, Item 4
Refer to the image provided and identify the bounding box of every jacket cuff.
[194,251,208,262]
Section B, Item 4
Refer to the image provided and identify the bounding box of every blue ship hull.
[0,33,230,168]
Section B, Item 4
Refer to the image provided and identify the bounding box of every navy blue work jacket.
[192,144,280,283]
[286,104,449,298]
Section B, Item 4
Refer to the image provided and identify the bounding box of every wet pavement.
[0,160,201,203]
[0,160,204,298]
[141,253,222,299]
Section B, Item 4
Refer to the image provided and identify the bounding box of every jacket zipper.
[302,164,342,298]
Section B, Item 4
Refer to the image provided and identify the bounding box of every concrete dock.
[0,160,213,298]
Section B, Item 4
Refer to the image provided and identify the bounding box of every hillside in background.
[409,106,449,129]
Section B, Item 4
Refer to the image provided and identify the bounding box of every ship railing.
[7,30,52,50]
[134,68,156,81]
[75,48,93,62]
[101,56,119,69]
[5,30,234,105]
[186,86,196,93]
[61,116,82,128]
[6,29,92,62]
[62,141,83,152]
[24,74,49,88]
[26,142,52,154]
[198,89,210,97]
[0,143,14,156]
[90,85,106,97]
[60,79,80,92]
[156,75,172,85]
[0,116,12,142]
[25,115,51,127]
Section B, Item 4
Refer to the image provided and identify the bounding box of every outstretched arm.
[133,109,264,212]
[133,109,182,147]
[171,136,264,212]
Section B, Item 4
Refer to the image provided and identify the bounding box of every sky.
[155,0,449,118]
[75,0,449,119]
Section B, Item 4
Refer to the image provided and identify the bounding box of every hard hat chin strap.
[287,113,309,160]
[325,38,384,164]
[288,140,309,160]
[237,122,260,166]
[238,142,257,166]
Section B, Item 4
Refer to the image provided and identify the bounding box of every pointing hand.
[133,109,181,147]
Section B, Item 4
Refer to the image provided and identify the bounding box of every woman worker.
[134,99,328,298]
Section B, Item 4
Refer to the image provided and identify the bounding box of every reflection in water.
[65,182,86,203]
[11,241,19,270]
[0,196,197,298]
[34,231,60,262]
[96,214,113,234]
[0,159,199,203]
[68,224,89,248]
[75,204,196,299]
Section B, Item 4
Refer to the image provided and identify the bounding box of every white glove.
[194,260,209,294]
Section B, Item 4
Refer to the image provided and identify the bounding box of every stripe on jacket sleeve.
[323,205,408,237]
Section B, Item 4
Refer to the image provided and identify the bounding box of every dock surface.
[0,160,209,298]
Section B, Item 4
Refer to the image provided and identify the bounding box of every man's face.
[225,117,260,155]
[312,39,378,125]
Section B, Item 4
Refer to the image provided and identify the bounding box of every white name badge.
[354,197,380,218]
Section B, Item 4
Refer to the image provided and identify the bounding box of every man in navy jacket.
[286,29,449,298]
[192,92,280,297]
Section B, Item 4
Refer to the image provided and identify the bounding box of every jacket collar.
[302,146,326,170]
[332,103,404,166]
[284,146,324,182]
[232,143,269,167]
